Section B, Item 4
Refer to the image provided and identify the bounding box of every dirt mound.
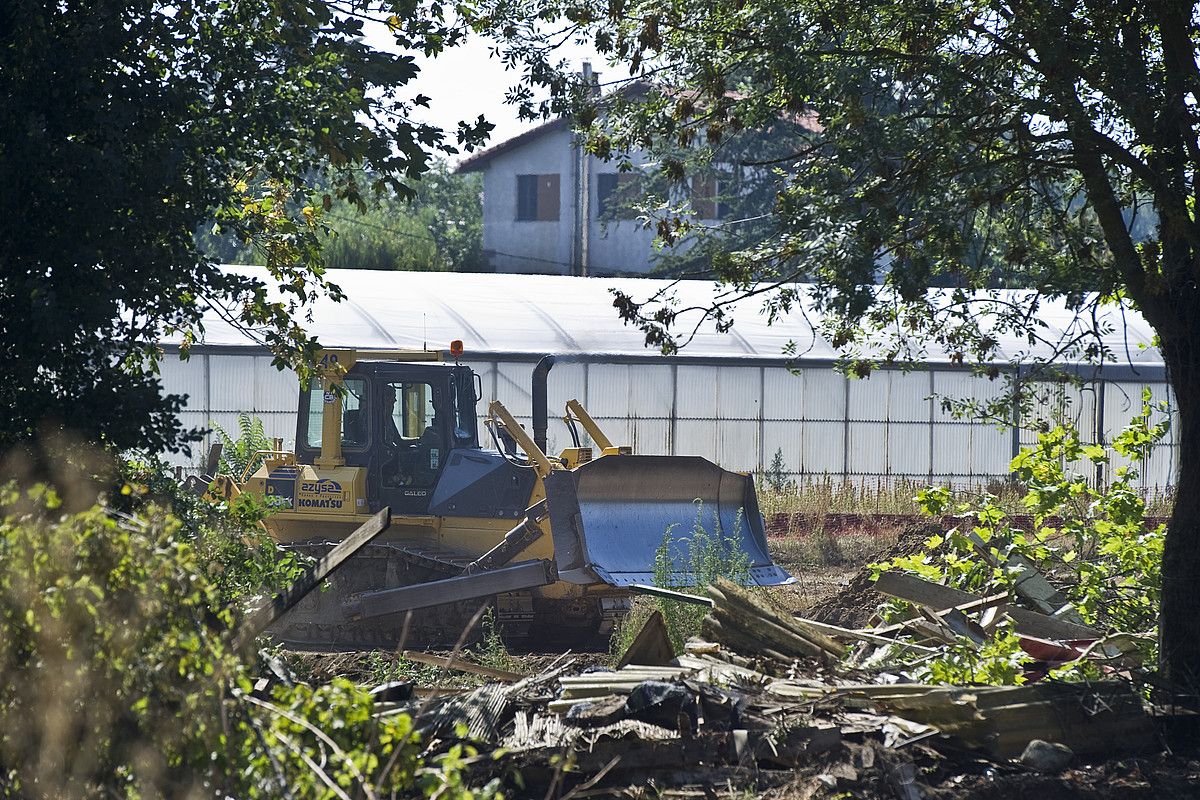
[805,521,942,628]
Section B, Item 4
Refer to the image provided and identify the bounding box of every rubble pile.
[352,576,1194,798]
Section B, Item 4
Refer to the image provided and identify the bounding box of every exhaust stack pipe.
[532,355,556,453]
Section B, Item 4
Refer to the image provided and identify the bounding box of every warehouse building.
[160,266,1176,488]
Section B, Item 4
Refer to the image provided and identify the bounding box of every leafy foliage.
[212,413,275,482]
[203,162,485,272]
[872,394,1169,683]
[0,461,498,798]
[0,0,489,454]
[476,0,1200,689]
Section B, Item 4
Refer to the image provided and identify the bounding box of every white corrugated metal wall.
[161,350,1177,490]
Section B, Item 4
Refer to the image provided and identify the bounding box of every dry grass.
[758,475,1176,519]
[769,529,896,569]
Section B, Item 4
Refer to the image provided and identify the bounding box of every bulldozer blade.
[544,455,793,587]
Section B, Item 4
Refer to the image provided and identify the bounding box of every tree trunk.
[1158,323,1200,700]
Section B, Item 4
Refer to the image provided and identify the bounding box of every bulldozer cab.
[295,361,480,515]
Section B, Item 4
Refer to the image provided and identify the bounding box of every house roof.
[455,84,823,174]
[455,116,572,173]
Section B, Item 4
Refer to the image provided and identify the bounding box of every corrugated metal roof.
[181,265,1164,368]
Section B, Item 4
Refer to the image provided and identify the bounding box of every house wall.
[481,127,577,274]
[479,130,664,275]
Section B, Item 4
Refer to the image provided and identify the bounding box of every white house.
[456,68,760,276]
[456,116,667,275]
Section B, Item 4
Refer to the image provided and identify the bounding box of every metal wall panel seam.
[927,368,935,481]
[842,374,850,479]
[583,361,591,447]
[1094,379,1106,487]
[203,353,212,455]
[757,366,765,472]
[669,363,678,456]
[1010,364,1022,463]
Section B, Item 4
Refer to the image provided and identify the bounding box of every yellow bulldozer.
[227,345,792,650]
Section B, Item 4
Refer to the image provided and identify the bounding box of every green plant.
[763,448,793,494]
[0,460,500,798]
[117,453,305,603]
[212,412,275,480]
[872,393,1170,683]
[622,501,752,654]
[474,607,519,673]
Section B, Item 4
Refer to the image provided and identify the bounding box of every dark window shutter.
[516,174,538,220]
[537,173,560,221]
[597,173,619,217]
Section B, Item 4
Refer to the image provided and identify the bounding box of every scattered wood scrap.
[702,577,846,664]
[401,649,528,681]
[616,609,674,668]
[873,570,1106,642]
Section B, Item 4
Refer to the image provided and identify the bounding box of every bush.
[0,455,499,799]
[871,393,1169,684]
[211,412,274,481]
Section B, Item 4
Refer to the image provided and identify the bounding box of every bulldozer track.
[269,539,621,652]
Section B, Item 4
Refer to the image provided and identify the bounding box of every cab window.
[381,381,444,487]
[305,378,367,449]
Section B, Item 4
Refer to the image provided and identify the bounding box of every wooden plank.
[874,571,1103,642]
[872,592,1010,635]
[789,616,937,654]
[874,571,978,609]
[628,583,713,607]
[968,532,1086,624]
[234,507,391,649]
[401,650,527,682]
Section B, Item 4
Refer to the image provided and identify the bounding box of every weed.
[613,501,753,656]
[763,447,794,494]
[472,607,519,673]
[211,412,274,480]
[757,474,1174,521]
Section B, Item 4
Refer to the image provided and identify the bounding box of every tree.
[199,162,485,271]
[479,3,1200,692]
[0,0,488,455]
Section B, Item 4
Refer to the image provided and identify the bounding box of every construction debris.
[266,520,1189,797]
[320,565,1175,799]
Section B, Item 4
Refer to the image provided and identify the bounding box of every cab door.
[371,372,451,515]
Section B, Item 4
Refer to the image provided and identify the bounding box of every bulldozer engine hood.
[544,455,793,587]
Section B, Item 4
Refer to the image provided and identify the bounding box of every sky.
[362,22,626,163]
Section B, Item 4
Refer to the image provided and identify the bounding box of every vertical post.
[757,366,766,474]
[579,62,593,277]
[315,372,345,468]
[842,374,851,480]
[669,363,678,456]
[1094,378,1106,488]
[927,367,935,483]
[203,352,212,471]
[1010,365,1022,465]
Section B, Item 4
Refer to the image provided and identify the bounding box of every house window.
[516,173,560,221]
[691,175,729,220]
[596,172,639,219]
